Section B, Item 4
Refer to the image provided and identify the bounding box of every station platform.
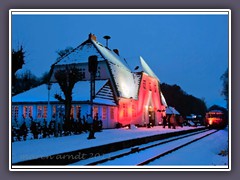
[12,126,205,165]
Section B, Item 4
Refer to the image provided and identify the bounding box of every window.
[37,105,47,119]
[143,80,146,89]
[154,84,157,93]
[70,105,74,118]
[79,68,86,79]
[93,106,98,119]
[52,105,56,118]
[12,106,19,120]
[96,67,101,78]
[23,106,33,118]
[132,104,136,117]
[110,107,114,119]
[123,103,128,118]
[102,107,107,120]
[43,106,47,118]
[37,106,43,118]
[149,82,152,91]
[76,105,81,119]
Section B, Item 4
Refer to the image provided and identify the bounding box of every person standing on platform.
[87,114,95,139]
[162,115,167,128]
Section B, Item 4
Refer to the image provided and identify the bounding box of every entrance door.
[148,110,155,126]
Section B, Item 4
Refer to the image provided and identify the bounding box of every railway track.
[71,129,217,166]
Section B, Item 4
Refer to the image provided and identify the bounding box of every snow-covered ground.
[148,127,229,166]
[96,129,228,167]
[11,125,229,170]
[12,126,201,163]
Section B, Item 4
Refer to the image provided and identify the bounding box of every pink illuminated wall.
[117,73,166,126]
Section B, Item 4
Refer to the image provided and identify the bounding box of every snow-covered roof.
[54,40,104,65]
[125,56,160,82]
[160,92,168,107]
[55,37,130,69]
[139,56,160,82]
[53,35,138,99]
[92,40,130,69]
[12,80,116,106]
[166,106,180,115]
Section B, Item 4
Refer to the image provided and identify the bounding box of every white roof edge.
[139,56,160,82]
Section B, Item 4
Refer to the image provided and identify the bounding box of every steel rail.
[86,129,211,165]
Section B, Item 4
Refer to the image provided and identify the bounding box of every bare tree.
[54,65,82,132]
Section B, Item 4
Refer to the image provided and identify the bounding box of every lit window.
[43,106,47,118]
[52,105,56,118]
[123,103,128,118]
[93,106,98,119]
[23,106,33,118]
[154,84,157,93]
[110,107,114,119]
[70,105,74,119]
[37,106,42,118]
[12,106,19,120]
[132,104,136,117]
[76,105,81,119]
[28,106,33,117]
[102,106,107,120]
[143,80,146,89]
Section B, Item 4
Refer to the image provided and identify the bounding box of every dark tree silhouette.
[13,70,39,95]
[39,71,51,84]
[12,46,25,88]
[161,83,207,118]
[54,66,82,130]
[208,104,227,113]
[56,46,73,58]
[220,68,228,108]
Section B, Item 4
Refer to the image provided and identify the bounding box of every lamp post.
[130,97,133,129]
[47,82,52,124]
[87,55,98,139]
[88,55,98,118]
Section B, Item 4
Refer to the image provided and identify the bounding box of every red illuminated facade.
[118,73,166,127]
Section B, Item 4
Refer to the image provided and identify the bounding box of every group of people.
[12,114,103,142]
[162,114,184,129]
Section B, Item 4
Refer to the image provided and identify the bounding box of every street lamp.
[87,55,98,139]
[88,55,98,118]
[130,97,133,129]
[46,82,52,123]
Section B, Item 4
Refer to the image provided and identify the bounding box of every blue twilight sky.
[11,13,229,108]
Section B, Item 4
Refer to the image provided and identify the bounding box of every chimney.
[89,33,97,41]
[113,49,119,56]
[103,35,111,48]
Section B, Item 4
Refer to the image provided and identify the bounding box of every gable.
[54,39,104,66]
[52,34,139,100]
[95,80,117,105]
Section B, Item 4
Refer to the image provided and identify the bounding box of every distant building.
[12,33,167,128]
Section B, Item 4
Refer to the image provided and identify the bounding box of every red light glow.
[117,74,166,126]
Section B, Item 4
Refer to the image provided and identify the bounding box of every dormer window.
[143,80,146,90]
[79,68,85,79]
[149,82,152,91]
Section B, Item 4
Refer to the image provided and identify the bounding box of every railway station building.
[12,33,168,129]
